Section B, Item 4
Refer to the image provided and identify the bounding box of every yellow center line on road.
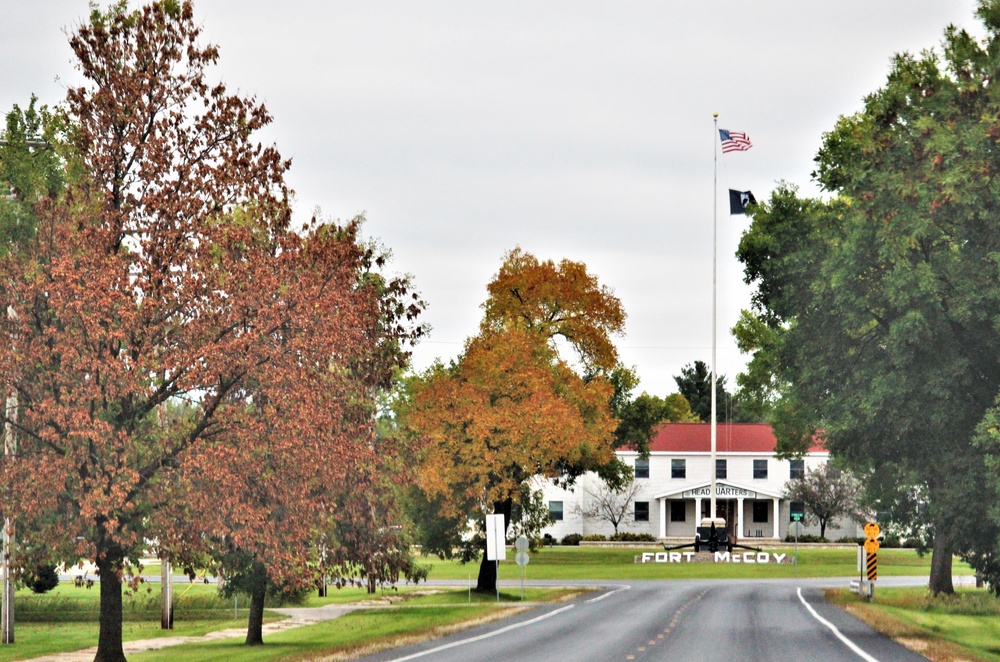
[625,588,709,660]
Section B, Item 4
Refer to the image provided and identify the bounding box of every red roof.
[629,422,826,454]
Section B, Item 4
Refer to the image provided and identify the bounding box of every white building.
[539,422,859,542]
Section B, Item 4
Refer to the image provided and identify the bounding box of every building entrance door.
[701,499,734,532]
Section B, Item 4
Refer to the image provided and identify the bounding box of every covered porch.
[653,481,785,541]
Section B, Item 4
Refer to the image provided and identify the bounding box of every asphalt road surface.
[358,578,933,662]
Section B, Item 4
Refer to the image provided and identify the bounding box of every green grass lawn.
[0,582,277,662]
[297,585,583,607]
[130,586,586,662]
[130,606,503,662]
[0,582,576,661]
[417,545,972,581]
[827,587,1000,662]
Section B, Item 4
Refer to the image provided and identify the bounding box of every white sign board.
[485,514,506,561]
[681,485,756,499]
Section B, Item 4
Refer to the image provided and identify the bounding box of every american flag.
[719,129,752,153]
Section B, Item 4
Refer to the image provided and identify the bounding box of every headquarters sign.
[681,485,756,499]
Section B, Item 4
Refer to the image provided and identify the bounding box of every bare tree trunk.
[475,499,512,594]
[475,552,498,594]
[929,530,955,595]
[245,563,267,646]
[94,553,126,662]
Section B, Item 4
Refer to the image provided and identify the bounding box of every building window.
[549,501,563,521]
[670,501,686,522]
[635,501,649,522]
[716,459,727,479]
[753,459,768,480]
[635,457,649,479]
[671,458,686,479]
[790,459,805,480]
[752,501,769,523]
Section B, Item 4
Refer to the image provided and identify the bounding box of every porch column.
[772,497,781,539]
[693,497,702,531]
[736,497,745,540]
[658,498,666,539]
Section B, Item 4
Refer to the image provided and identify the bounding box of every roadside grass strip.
[0,584,281,662]
[0,588,576,662]
[299,586,584,608]
[825,587,1000,662]
[129,605,526,662]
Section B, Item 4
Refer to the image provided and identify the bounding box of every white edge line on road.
[586,585,630,603]
[796,587,880,662]
[387,603,577,662]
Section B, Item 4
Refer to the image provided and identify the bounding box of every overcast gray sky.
[2,0,984,398]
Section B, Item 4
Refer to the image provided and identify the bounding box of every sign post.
[485,514,506,562]
[485,514,506,603]
[789,504,804,576]
[789,521,802,575]
[514,536,529,600]
[863,521,880,602]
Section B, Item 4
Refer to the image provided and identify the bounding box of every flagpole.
[710,113,718,522]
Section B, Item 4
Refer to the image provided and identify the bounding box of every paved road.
[358,577,940,662]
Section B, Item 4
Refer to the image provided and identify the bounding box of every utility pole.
[2,384,16,644]
[160,555,173,629]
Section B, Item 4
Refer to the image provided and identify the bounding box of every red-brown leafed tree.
[159,224,423,646]
[0,3,421,660]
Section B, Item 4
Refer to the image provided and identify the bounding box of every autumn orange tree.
[0,3,421,660]
[401,249,625,592]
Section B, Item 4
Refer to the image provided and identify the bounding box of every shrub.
[881,533,914,548]
[836,536,865,545]
[543,533,555,546]
[783,534,827,543]
[23,565,59,594]
[611,532,656,542]
[560,533,582,546]
[581,534,607,542]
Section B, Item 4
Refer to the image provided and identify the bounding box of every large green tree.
[0,97,68,256]
[736,2,1000,594]
[971,397,1000,593]
[674,360,739,423]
